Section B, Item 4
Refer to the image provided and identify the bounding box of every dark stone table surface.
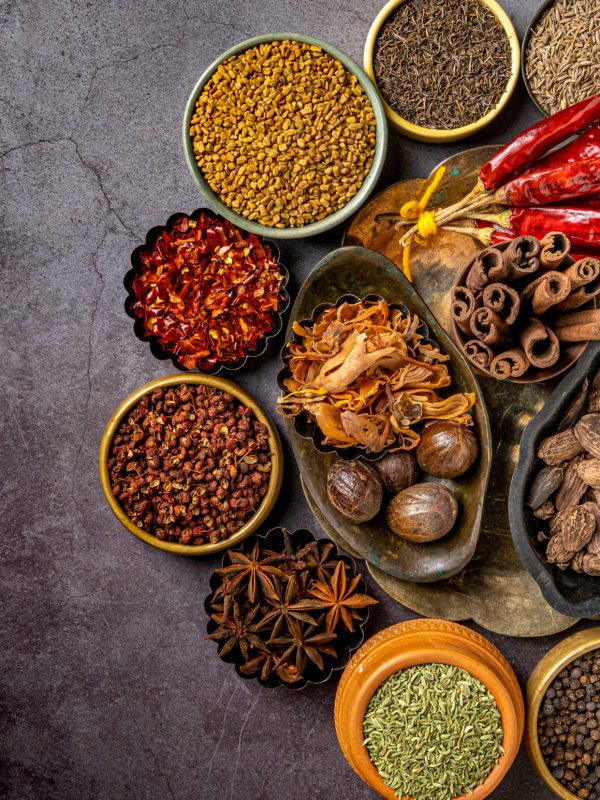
[1,1,592,798]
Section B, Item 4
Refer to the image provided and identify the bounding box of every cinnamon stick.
[561,257,600,290]
[464,339,494,371]
[466,247,508,291]
[539,232,570,270]
[502,236,540,281]
[555,275,600,312]
[519,318,561,369]
[556,323,600,342]
[470,307,511,347]
[490,347,530,379]
[555,310,600,329]
[530,271,571,315]
[481,282,520,325]
[451,286,480,335]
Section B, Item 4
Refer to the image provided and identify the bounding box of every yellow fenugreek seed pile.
[190,40,377,228]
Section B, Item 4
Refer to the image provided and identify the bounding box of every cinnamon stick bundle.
[464,339,494,371]
[520,318,561,369]
[502,236,540,281]
[466,247,508,291]
[561,257,600,291]
[481,282,520,325]
[470,307,511,346]
[490,348,530,379]
[539,232,570,270]
[451,286,480,335]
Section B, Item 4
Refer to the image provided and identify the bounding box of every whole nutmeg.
[416,421,478,479]
[386,483,458,542]
[374,451,421,493]
[327,460,383,523]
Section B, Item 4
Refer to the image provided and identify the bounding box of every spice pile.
[452,233,600,380]
[373,0,512,130]
[277,298,476,453]
[206,530,377,685]
[190,40,376,228]
[130,212,286,371]
[538,649,600,797]
[364,664,504,800]
[525,0,600,115]
[528,368,600,576]
[107,384,272,545]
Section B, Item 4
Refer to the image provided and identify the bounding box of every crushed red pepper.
[131,212,285,370]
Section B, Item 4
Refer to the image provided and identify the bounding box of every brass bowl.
[99,374,284,556]
[526,627,600,800]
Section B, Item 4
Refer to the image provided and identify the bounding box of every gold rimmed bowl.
[526,627,600,800]
[99,374,283,556]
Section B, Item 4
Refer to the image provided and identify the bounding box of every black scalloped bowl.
[204,527,373,689]
[509,340,600,618]
[277,293,440,462]
[125,208,290,375]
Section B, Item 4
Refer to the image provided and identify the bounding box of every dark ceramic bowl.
[124,208,290,375]
[452,242,593,384]
[521,0,556,117]
[509,341,600,618]
[204,527,373,689]
[277,292,440,462]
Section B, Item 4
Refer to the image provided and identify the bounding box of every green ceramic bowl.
[182,33,388,240]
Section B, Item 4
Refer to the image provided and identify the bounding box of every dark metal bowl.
[204,526,373,689]
[124,207,290,375]
[509,340,600,618]
[521,0,558,117]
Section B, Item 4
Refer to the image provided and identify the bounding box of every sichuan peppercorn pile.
[108,384,272,545]
[538,648,600,798]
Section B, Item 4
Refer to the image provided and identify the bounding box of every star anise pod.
[240,652,276,682]
[206,601,269,661]
[215,541,286,603]
[308,561,378,633]
[295,540,339,583]
[269,617,337,676]
[260,572,325,637]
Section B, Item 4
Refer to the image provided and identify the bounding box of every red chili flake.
[131,213,286,370]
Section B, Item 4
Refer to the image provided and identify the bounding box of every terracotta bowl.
[452,242,593,384]
[99,373,283,556]
[335,618,525,799]
[526,627,600,800]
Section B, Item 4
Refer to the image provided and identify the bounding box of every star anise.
[260,572,324,637]
[206,601,269,661]
[308,561,378,633]
[269,617,337,677]
[215,541,286,603]
[296,540,339,583]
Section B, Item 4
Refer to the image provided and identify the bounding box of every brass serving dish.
[526,627,600,799]
[99,374,283,556]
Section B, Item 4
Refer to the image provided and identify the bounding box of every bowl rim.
[526,627,600,800]
[98,373,284,556]
[124,207,290,375]
[335,618,524,800]
[521,0,558,118]
[363,0,521,143]
[182,32,388,240]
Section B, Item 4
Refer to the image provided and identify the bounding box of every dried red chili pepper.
[131,213,286,371]
[486,206,600,248]
[526,123,600,173]
[497,158,600,206]
[479,93,600,191]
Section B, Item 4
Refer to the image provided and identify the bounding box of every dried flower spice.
[373,0,512,130]
[205,530,377,686]
[190,40,376,229]
[363,664,504,800]
[107,384,272,545]
[130,212,286,371]
[277,298,476,453]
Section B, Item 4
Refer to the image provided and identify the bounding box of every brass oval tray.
[280,244,491,583]
[337,145,581,636]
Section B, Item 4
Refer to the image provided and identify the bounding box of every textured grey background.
[0,1,592,798]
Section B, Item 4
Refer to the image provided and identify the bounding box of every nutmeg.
[374,451,421,493]
[416,421,478,479]
[327,460,383,523]
[386,483,458,542]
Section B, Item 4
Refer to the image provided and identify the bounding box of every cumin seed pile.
[363,664,504,800]
[373,0,513,130]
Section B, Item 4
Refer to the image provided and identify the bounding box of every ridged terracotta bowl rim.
[335,618,524,799]
[124,207,290,375]
[526,627,600,800]
[99,373,283,556]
